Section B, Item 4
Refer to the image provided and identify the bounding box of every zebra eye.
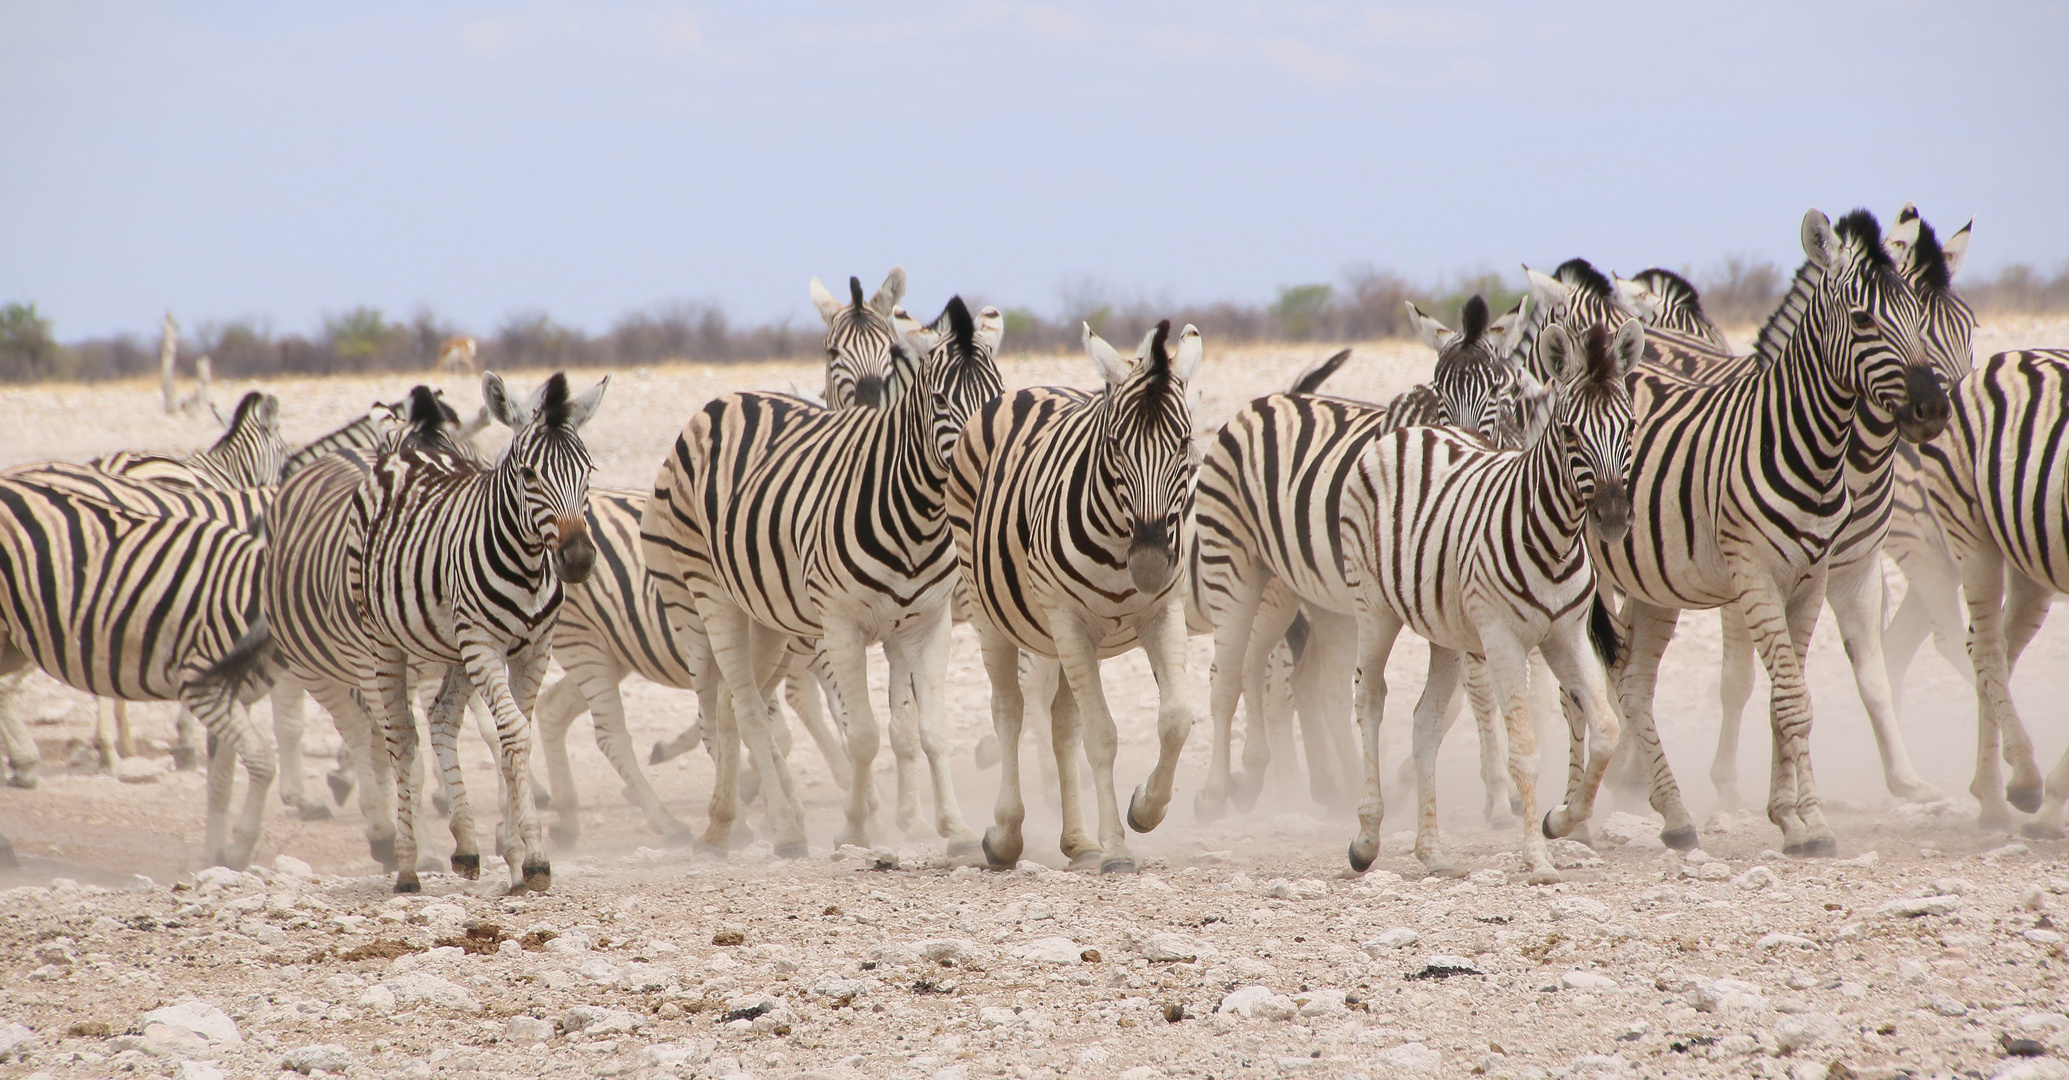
[1850,310,1874,331]
[520,465,537,482]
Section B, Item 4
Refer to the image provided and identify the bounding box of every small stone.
[1600,812,1663,844]
[2003,1035,2048,1058]
[1010,937,1083,965]
[1548,896,1611,923]
[711,929,745,946]
[1992,1061,2069,1080]
[176,1061,227,1080]
[1372,1041,1443,1074]
[271,854,314,879]
[1467,869,1507,887]
[1363,928,1420,953]
[1755,932,1816,950]
[0,1023,35,1058]
[1772,1014,1839,1054]
[2021,886,2048,912]
[1138,933,1212,962]
[1561,970,1618,991]
[1732,866,1779,890]
[868,847,900,870]
[140,1002,242,1048]
[1879,895,1962,917]
[282,1043,355,1074]
[810,978,876,1002]
[562,1005,643,1036]
[1928,993,1968,1017]
[1217,985,1296,1020]
[506,1015,552,1042]
[1118,1068,1161,1080]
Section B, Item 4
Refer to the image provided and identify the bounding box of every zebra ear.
[976,305,1006,353]
[1801,209,1841,271]
[1539,324,1577,382]
[1171,325,1203,384]
[890,304,927,340]
[1612,275,1658,320]
[1884,205,1921,269]
[870,267,907,317]
[809,278,844,326]
[1941,219,1973,280]
[1520,378,1557,446]
[560,376,610,431]
[1082,324,1131,386]
[1492,297,1530,359]
[482,372,528,429]
[1609,319,1646,383]
[1405,301,1451,351]
[1524,266,1569,312]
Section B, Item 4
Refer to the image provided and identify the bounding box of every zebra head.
[1083,319,1204,595]
[1536,320,1642,544]
[810,267,906,409]
[1801,208,1948,443]
[907,296,1006,463]
[1886,204,1977,385]
[1519,258,1633,385]
[205,391,290,485]
[1407,294,1532,447]
[480,371,610,585]
[1613,268,1731,351]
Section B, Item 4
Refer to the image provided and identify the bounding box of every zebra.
[643,296,1000,858]
[812,268,906,408]
[0,477,278,868]
[1566,208,1947,857]
[94,390,289,490]
[947,320,1202,874]
[1918,349,2069,837]
[1187,295,1534,822]
[348,373,608,893]
[1342,320,1638,879]
[1614,267,1733,352]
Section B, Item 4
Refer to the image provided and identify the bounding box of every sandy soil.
[3,319,2069,1080]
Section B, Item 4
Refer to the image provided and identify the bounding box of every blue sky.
[3,1,2065,339]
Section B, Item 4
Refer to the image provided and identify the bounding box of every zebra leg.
[1827,554,1939,802]
[1609,599,1698,851]
[785,649,852,792]
[1536,620,1622,873]
[0,664,37,786]
[1348,605,1404,873]
[170,707,200,771]
[1047,657,1099,868]
[1289,611,1357,814]
[818,620,883,852]
[1201,572,1266,821]
[879,637,929,838]
[1883,550,1973,713]
[650,724,703,765]
[1741,573,1837,857]
[1711,607,1755,810]
[1020,654,1061,804]
[535,674,588,846]
[976,621,1029,867]
[589,670,695,844]
[1409,645,1467,878]
[1483,631,1556,882]
[1235,592,1297,812]
[421,667,480,879]
[1395,650,1464,810]
[1463,652,1518,829]
[1126,596,1196,840]
[700,682,743,854]
[2024,739,2069,841]
[93,698,118,771]
[271,683,332,819]
[369,650,426,892]
[1997,570,2051,816]
[698,603,806,858]
[113,697,135,761]
[463,637,550,892]
[189,687,275,871]
[1261,645,1301,801]
[312,685,396,869]
[891,606,980,854]
[1960,550,2024,828]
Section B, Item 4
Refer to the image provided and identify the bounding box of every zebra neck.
[886,376,952,498]
[1748,260,1823,369]
[1516,427,1588,553]
[485,463,553,579]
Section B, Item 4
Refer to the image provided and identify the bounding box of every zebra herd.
[3,203,2068,896]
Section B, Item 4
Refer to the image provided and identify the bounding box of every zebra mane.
[1458,295,1489,347]
[1833,209,1895,273]
[1555,258,1614,300]
[404,385,454,440]
[1910,218,1951,296]
[211,391,271,451]
[1636,268,1704,313]
[1144,320,1174,380]
[941,295,975,360]
[1748,259,1822,368]
[538,372,574,429]
[849,276,866,313]
[1290,348,1351,394]
[1582,324,1618,387]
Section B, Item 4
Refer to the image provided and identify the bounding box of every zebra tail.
[195,615,279,703]
[1289,349,1352,395]
[1586,592,1622,669]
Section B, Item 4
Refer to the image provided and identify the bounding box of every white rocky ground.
[4,319,2069,1080]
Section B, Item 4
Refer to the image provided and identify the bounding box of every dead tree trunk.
[158,311,179,415]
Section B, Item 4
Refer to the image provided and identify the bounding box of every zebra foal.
[350,373,608,893]
[1341,321,1637,879]
[948,321,1202,873]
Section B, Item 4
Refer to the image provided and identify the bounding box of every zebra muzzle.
[854,375,884,409]
[1128,521,1177,594]
[1589,482,1631,545]
[555,527,596,585]
[1895,366,1950,443]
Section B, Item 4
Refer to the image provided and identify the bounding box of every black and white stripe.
[96,391,288,489]
[643,297,1001,858]
[947,320,1202,874]
[811,268,906,409]
[1573,208,1948,857]
[1341,320,1639,879]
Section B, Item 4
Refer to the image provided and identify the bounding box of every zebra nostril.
[855,375,884,408]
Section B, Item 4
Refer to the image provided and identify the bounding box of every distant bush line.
[4,258,2068,384]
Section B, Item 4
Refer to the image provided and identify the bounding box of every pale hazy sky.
[4,1,2065,339]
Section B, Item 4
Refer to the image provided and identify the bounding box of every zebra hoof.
[1421,861,1467,880]
[648,742,667,766]
[1099,857,1136,876]
[1486,814,1520,833]
[170,746,199,771]
[0,835,14,868]
[521,861,551,892]
[974,735,1000,770]
[369,837,398,872]
[451,853,481,880]
[662,829,698,848]
[1193,790,1226,823]
[1126,785,1163,833]
[2009,785,2044,815]
[1541,811,1561,839]
[394,874,421,894]
[431,792,451,818]
[1347,840,1376,874]
[945,837,983,861]
[5,771,37,790]
[1231,774,1264,814]
[549,822,580,851]
[1525,868,1563,886]
[773,842,809,861]
[296,801,334,822]
[327,770,354,806]
[2020,819,2064,841]
[980,828,1021,868]
[1660,825,1699,851]
[1508,793,1524,818]
[1784,836,1839,858]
